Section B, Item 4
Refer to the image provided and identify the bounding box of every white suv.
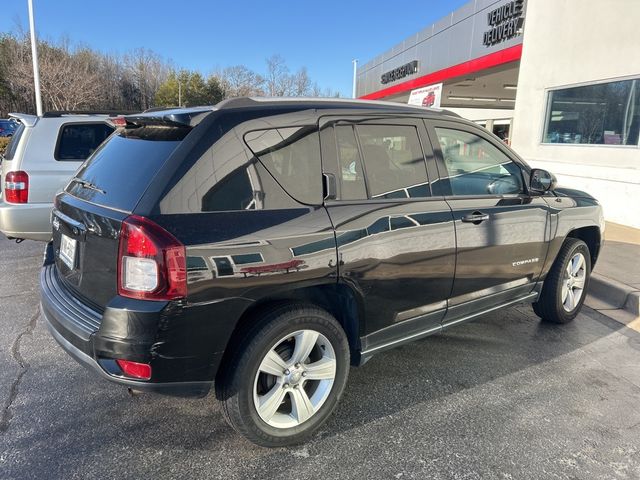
[0,112,117,241]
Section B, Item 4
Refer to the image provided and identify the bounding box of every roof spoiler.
[8,113,38,127]
[123,107,215,128]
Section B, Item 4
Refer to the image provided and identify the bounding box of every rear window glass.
[66,129,181,212]
[244,126,322,205]
[2,122,25,161]
[56,123,114,161]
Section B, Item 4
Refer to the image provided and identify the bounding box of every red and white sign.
[408,83,443,108]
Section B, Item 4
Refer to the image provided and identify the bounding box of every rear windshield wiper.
[69,177,106,195]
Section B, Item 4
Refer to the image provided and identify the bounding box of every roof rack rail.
[42,110,139,118]
[214,96,461,117]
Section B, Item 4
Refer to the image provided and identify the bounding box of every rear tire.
[217,303,349,447]
[533,238,591,324]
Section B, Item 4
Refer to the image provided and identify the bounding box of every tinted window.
[158,126,295,214]
[434,127,523,196]
[56,123,114,161]
[335,126,367,200]
[355,125,430,199]
[67,130,181,211]
[2,123,25,160]
[201,168,255,212]
[543,78,640,145]
[245,126,322,205]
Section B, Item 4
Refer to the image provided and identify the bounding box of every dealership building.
[356,0,640,228]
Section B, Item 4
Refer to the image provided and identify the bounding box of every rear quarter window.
[244,126,323,205]
[2,123,26,161]
[55,123,114,161]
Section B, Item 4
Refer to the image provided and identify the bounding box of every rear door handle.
[461,211,490,224]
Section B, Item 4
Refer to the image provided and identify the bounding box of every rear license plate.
[59,233,77,270]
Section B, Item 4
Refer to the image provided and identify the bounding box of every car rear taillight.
[117,215,187,301]
[5,171,29,203]
[116,359,152,380]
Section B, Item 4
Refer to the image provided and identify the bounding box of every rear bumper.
[40,264,213,397]
[0,200,53,241]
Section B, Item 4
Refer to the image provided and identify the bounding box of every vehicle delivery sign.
[408,83,443,108]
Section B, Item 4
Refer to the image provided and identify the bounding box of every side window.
[158,126,297,214]
[245,126,322,205]
[2,122,25,160]
[434,127,524,196]
[201,168,255,212]
[56,123,114,161]
[335,125,367,200]
[355,124,430,199]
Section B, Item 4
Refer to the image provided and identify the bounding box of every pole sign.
[381,60,418,85]
[408,83,442,108]
[483,0,524,47]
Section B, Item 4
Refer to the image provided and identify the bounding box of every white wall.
[511,0,640,228]
[446,107,514,122]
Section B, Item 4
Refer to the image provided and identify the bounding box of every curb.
[589,273,640,316]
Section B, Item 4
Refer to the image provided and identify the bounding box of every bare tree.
[218,65,264,97]
[265,54,294,97]
[292,67,311,97]
[123,48,169,109]
[0,32,340,116]
[5,34,103,111]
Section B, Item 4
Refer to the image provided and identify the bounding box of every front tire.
[533,238,591,324]
[217,303,350,447]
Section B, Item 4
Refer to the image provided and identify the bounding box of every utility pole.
[27,0,43,116]
[352,59,358,99]
[178,80,182,107]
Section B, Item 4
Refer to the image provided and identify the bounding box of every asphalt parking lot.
[0,236,639,480]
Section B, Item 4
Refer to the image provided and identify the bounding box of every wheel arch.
[214,281,365,385]
[567,225,602,268]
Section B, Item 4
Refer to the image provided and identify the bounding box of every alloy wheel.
[253,329,337,429]
[561,252,586,312]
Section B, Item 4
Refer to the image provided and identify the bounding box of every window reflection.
[435,128,523,196]
[355,124,431,199]
[245,126,323,205]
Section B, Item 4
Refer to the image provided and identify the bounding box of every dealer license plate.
[59,233,77,270]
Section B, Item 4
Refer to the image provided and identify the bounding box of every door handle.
[461,211,490,224]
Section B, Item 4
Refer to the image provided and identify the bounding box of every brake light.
[116,359,152,380]
[117,215,187,300]
[108,116,127,127]
[5,171,29,203]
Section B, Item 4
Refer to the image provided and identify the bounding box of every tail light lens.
[117,215,187,301]
[5,171,29,203]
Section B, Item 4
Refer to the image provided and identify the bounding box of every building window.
[543,78,640,146]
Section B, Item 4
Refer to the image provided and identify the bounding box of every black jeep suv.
[41,98,604,446]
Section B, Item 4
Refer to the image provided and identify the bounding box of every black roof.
[217,97,460,116]
[123,97,460,128]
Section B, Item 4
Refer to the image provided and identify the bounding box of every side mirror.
[529,168,557,193]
